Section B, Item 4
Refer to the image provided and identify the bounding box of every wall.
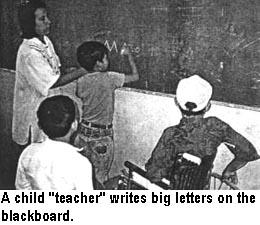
[45,0,260,107]
[2,0,260,106]
[0,0,21,69]
[41,0,260,106]
[111,88,260,189]
[0,69,20,189]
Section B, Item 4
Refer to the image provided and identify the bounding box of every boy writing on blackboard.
[74,41,139,186]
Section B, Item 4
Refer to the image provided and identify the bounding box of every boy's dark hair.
[37,95,76,139]
[77,41,109,71]
[179,102,209,116]
[18,0,47,39]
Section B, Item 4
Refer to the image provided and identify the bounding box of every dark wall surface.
[0,0,21,69]
[47,0,260,106]
[1,0,260,106]
[0,69,21,189]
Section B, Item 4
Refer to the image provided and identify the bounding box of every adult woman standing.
[12,0,84,149]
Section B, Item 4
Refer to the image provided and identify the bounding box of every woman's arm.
[23,51,59,96]
[51,67,86,88]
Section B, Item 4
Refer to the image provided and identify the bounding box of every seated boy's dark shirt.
[145,116,260,182]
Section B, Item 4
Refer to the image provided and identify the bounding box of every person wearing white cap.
[145,75,259,188]
[175,75,212,114]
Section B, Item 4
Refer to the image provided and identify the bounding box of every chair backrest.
[210,172,239,190]
[169,153,215,190]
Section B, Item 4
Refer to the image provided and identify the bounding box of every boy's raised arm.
[121,45,139,83]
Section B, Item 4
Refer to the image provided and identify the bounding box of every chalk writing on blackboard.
[105,40,141,55]
[104,40,119,53]
[150,7,168,13]
[241,38,260,50]
[104,37,197,60]
[177,6,204,17]
[104,40,141,56]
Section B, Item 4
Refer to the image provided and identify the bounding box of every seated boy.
[74,41,139,185]
[145,75,259,186]
[15,95,93,190]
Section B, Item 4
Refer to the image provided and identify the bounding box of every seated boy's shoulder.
[205,116,227,127]
[205,116,220,121]
[163,125,179,136]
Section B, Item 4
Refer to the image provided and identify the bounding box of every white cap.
[176,75,213,112]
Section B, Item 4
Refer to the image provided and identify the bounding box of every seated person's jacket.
[145,116,260,183]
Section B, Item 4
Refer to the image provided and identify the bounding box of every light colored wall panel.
[112,88,260,189]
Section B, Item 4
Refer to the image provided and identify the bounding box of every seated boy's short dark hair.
[179,105,207,116]
[77,41,109,71]
[37,95,76,139]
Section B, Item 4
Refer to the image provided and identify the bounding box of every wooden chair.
[121,153,239,190]
[210,172,239,190]
[169,153,214,190]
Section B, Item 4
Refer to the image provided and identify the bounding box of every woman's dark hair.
[37,95,76,139]
[18,0,47,39]
[77,41,109,71]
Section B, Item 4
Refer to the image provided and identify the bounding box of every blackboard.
[47,0,260,107]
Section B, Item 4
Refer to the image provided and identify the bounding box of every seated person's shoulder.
[19,142,44,160]
[205,116,227,126]
[60,142,92,170]
[204,116,234,134]
[164,125,176,133]
[162,126,179,138]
